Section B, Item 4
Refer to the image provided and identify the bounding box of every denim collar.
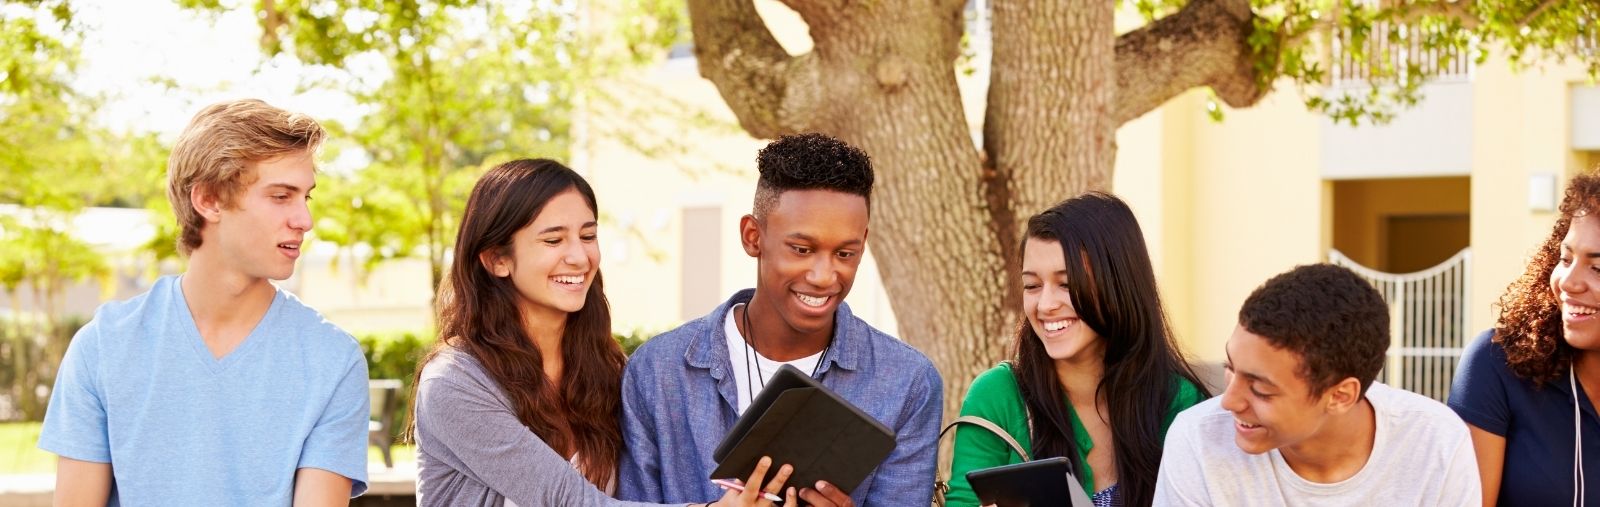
[683,289,864,379]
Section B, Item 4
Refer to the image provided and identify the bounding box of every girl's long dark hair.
[1013,192,1209,507]
[413,158,626,488]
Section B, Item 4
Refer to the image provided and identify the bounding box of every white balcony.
[1573,85,1600,150]
[1321,19,1475,180]
[1320,81,1475,180]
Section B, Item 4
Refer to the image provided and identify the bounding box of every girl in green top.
[947,192,1210,507]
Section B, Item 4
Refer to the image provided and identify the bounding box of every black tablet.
[966,457,1092,507]
[713,364,824,461]
[709,364,896,494]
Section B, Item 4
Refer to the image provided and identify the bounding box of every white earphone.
[1573,369,1587,507]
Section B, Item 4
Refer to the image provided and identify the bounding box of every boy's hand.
[798,481,854,507]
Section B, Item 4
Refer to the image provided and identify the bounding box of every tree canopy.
[180,0,703,292]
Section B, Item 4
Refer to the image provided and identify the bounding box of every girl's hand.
[711,456,794,507]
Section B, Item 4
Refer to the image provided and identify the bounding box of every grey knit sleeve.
[414,351,685,507]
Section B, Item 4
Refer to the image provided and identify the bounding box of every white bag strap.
[938,415,1030,461]
[933,415,1030,507]
[933,416,1095,507]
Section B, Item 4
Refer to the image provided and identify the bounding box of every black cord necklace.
[739,302,829,405]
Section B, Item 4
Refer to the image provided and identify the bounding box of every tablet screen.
[966,457,1084,507]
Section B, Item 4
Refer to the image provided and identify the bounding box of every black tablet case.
[966,457,1092,507]
[709,364,896,494]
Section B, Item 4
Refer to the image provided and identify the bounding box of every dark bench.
[369,379,403,468]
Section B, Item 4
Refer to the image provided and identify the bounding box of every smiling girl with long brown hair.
[411,158,793,506]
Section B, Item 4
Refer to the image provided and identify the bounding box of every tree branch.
[1371,0,1482,29]
[775,0,846,25]
[1516,0,1559,26]
[1113,0,1265,125]
[687,0,822,138]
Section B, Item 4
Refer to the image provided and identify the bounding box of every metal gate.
[1329,248,1472,402]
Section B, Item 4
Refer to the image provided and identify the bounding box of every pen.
[710,478,785,502]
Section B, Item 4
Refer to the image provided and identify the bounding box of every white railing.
[1329,248,1472,402]
[1329,2,1475,87]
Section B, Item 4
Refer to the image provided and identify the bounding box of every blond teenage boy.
[40,100,369,506]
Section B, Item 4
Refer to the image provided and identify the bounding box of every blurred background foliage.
[0,0,702,420]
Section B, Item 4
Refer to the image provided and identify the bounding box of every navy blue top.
[1449,329,1600,506]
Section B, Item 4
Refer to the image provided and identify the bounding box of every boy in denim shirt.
[618,133,942,507]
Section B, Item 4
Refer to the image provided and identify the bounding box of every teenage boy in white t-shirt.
[1154,264,1480,506]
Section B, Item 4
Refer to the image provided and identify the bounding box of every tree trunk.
[692,0,1010,420]
[958,0,1118,414]
[689,0,1265,424]
[422,51,448,298]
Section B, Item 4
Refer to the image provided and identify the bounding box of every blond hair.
[166,99,326,256]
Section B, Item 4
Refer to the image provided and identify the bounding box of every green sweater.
[944,362,1203,506]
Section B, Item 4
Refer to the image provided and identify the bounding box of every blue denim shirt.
[618,289,943,506]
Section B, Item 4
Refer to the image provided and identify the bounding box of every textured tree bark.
[687,0,1266,422]
[1115,0,1263,124]
[973,0,1118,416]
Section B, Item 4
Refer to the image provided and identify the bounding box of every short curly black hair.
[1239,264,1390,398]
[752,133,874,219]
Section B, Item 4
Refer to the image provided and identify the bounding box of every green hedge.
[0,321,660,427]
[358,332,431,442]
[615,328,653,356]
[360,328,662,442]
[0,315,87,422]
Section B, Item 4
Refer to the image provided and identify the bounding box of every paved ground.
[0,473,51,507]
[0,460,418,506]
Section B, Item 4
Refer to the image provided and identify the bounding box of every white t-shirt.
[724,304,824,414]
[1153,382,1481,506]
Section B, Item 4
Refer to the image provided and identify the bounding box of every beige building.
[1127,58,1594,356]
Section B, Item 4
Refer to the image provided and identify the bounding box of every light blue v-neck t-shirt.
[39,276,370,505]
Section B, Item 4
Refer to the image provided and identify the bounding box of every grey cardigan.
[414,347,681,507]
